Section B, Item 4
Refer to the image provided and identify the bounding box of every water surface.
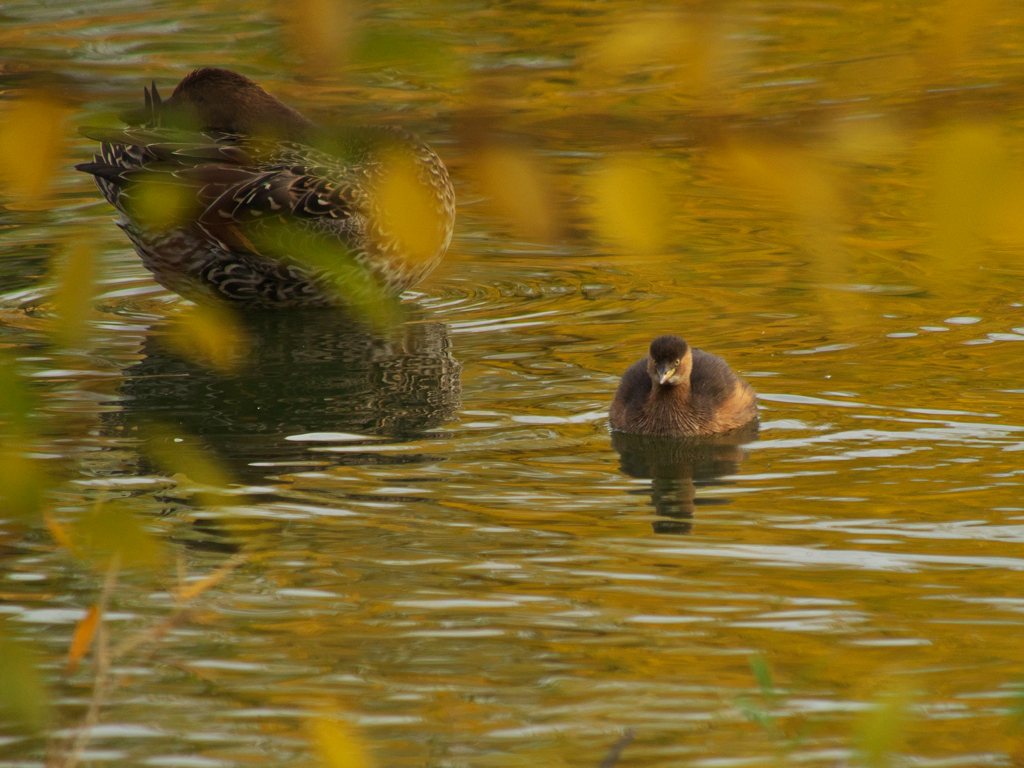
[2,1,1024,766]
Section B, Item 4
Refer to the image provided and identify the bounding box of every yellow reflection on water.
[4,1,1024,767]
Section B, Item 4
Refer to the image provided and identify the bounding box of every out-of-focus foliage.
[305,716,376,768]
[175,551,250,602]
[0,448,48,519]
[143,423,236,508]
[374,153,448,265]
[276,0,460,80]
[738,657,917,766]
[124,173,202,231]
[277,0,358,74]
[0,355,48,518]
[927,123,1008,268]
[49,241,99,348]
[60,501,167,571]
[748,654,778,707]
[66,606,99,675]
[715,142,849,238]
[0,97,70,199]
[856,688,912,768]
[165,304,248,374]
[922,0,1005,75]
[353,28,462,81]
[471,145,560,241]
[735,654,785,742]
[253,219,402,327]
[585,12,738,102]
[0,627,51,733]
[588,155,670,256]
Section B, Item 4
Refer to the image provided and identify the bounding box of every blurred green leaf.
[143,424,235,508]
[69,503,166,571]
[856,688,910,768]
[0,450,48,519]
[0,628,51,733]
[736,654,782,739]
[0,356,47,518]
[251,219,402,329]
[125,174,202,231]
[1006,684,1024,734]
[0,354,37,431]
[748,653,777,704]
[353,28,457,79]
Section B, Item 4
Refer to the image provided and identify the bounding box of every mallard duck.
[77,68,455,309]
[609,335,758,436]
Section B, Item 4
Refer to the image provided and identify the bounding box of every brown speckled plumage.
[609,335,758,437]
[77,68,455,309]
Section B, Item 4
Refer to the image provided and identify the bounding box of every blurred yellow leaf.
[374,154,449,266]
[305,716,375,768]
[923,0,1002,75]
[50,241,98,348]
[718,141,845,226]
[593,16,678,72]
[987,178,1024,244]
[928,123,1006,268]
[588,155,670,256]
[831,119,907,167]
[474,146,558,241]
[832,55,919,104]
[66,605,99,675]
[0,629,50,733]
[45,510,75,550]
[164,304,247,373]
[176,551,249,603]
[591,15,720,88]
[0,97,70,198]
[714,140,856,291]
[277,0,356,74]
[69,503,166,571]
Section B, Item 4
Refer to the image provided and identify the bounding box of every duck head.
[131,67,316,140]
[647,334,692,387]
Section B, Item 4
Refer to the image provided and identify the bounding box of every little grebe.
[77,68,455,309]
[609,335,757,437]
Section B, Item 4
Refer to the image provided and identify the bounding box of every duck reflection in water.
[112,311,460,481]
[610,334,759,533]
[612,424,758,534]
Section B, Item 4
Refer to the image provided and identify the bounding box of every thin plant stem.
[50,554,120,768]
[598,728,635,768]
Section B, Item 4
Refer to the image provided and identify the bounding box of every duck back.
[77,69,455,309]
